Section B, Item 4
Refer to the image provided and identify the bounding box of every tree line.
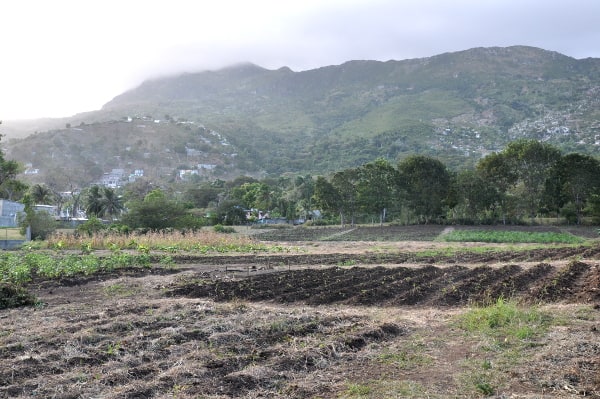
[313,139,600,226]
[13,139,600,238]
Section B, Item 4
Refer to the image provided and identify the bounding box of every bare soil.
[2,226,600,398]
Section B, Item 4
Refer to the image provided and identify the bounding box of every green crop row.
[0,252,159,285]
[441,230,585,244]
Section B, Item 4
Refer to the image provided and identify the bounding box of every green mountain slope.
[5,46,600,186]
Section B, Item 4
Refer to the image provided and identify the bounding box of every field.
[2,225,600,398]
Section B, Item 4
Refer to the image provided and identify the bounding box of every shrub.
[77,216,106,237]
[214,224,236,234]
[0,283,37,309]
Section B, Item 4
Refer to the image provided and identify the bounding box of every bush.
[213,224,236,234]
[0,283,37,309]
[77,216,106,237]
[19,210,57,240]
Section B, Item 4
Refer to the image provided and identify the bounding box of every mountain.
[5,46,600,187]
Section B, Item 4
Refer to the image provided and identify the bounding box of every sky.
[2,0,600,120]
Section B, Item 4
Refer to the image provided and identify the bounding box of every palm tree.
[100,187,124,220]
[84,185,104,217]
[30,184,54,205]
[84,186,124,220]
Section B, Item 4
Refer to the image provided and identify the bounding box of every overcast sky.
[2,0,600,120]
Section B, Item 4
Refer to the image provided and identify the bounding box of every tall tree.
[451,170,499,222]
[0,123,27,200]
[545,153,600,224]
[478,140,561,220]
[331,168,359,226]
[100,187,125,220]
[357,158,398,225]
[84,185,124,220]
[313,176,343,224]
[30,184,54,205]
[398,155,450,223]
[503,140,562,218]
[84,185,104,218]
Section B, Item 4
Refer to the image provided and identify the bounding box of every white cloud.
[1,0,600,120]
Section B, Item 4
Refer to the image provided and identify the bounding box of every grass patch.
[441,230,584,244]
[343,383,371,397]
[455,299,555,396]
[103,283,140,297]
[456,298,553,346]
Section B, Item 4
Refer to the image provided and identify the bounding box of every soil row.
[168,260,600,306]
[161,243,600,266]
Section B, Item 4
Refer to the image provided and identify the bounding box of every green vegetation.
[0,251,157,285]
[455,299,556,397]
[457,298,553,348]
[441,230,584,244]
[0,282,37,309]
[343,383,371,397]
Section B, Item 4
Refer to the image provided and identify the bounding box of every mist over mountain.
[5,46,600,188]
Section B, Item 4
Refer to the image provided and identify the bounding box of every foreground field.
[1,225,600,398]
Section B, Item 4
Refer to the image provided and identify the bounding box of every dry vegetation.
[2,225,600,398]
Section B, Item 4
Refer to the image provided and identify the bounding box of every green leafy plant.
[442,230,584,244]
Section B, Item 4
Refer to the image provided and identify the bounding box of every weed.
[456,298,553,347]
[338,259,357,267]
[344,383,371,396]
[475,380,494,396]
[103,283,139,297]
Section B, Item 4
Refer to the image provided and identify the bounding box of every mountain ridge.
[4,45,600,188]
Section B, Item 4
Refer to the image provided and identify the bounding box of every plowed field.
[2,225,600,398]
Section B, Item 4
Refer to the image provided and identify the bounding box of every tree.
[477,140,561,221]
[398,155,450,223]
[84,185,104,217]
[451,170,499,223]
[100,187,125,220]
[30,184,54,205]
[0,123,27,200]
[357,158,398,225]
[18,194,56,240]
[502,140,562,218]
[84,186,124,220]
[331,168,359,226]
[121,189,188,230]
[545,153,600,224]
[313,176,342,224]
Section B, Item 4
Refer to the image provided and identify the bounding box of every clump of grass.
[456,298,553,347]
[344,383,371,396]
[442,230,584,244]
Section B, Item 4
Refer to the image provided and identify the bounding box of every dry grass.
[46,229,262,251]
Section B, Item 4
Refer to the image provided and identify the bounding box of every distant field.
[252,224,599,242]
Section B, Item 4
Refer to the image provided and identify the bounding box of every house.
[0,200,24,227]
[100,169,125,188]
[178,169,199,181]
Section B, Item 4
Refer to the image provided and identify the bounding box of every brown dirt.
[2,235,600,398]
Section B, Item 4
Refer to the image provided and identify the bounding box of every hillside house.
[99,169,125,188]
[178,169,199,181]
